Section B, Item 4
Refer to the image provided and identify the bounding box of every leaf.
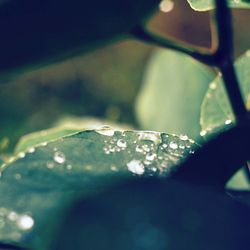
[0,128,197,250]
[135,49,214,141]
[53,178,250,250]
[14,116,132,154]
[187,0,250,11]
[0,0,159,79]
[200,50,250,136]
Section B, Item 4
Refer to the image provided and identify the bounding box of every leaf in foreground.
[0,128,196,250]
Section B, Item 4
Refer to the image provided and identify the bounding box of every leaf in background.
[0,0,159,79]
[187,0,250,11]
[0,128,197,250]
[135,49,214,141]
[200,51,250,191]
[200,50,250,136]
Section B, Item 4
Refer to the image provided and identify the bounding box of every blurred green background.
[1,0,250,153]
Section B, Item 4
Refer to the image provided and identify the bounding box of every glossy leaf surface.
[0,128,196,249]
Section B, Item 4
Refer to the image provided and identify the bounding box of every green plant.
[0,0,250,249]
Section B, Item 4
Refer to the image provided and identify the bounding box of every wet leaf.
[0,128,197,249]
[200,50,250,136]
[0,0,159,79]
[136,49,214,141]
[187,0,250,11]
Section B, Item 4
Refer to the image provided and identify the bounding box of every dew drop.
[138,132,161,144]
[127,160,145,175]
[8,211,18,221]
[47,161,55,169]
[16,215,34,230]
[180,135,189,141]
[136,145,144,153]
[200,130,207,136]
[18,152,26,159]
[225,119,232,125]
[14,173,22,180]
[146,153,157,161]
[66,164,72,170]
[169,142,178,150]
[209,82,217,90]
[53,151,65,164]
[96,127,115,137]
[28,147,35,153]
[110,165,118,172]
[117,139,127,148]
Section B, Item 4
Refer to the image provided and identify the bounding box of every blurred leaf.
[0,0,159,79]
[53,178,250,250]
[136,49,214,141]
[187,0,250,11]
[200,50,250,136]
[0,128,197,250]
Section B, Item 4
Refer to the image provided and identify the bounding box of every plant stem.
[130,26,215,65]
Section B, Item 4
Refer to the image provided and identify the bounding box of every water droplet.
[138,132,161,144]
[8,211,18,221]
[136,145,144,153]
[18,152,26,158]
[200,130,207,136]
[28,147,35,153]
[53,151,65,164]
[41,142,48,146]
[14,173,22,180]
[66,164,72,170]
[127,160,145,175]
[110,165,118,172]
[209,82,217,90]
[146,153,157,161]
[47,161,54,169]
[169,142,178,150]
[159,0,174,12]
[225,119,232,125]
[180,135,189,141]
[96,127,115,136]
[16,215,34,230]
[117,139,127,148]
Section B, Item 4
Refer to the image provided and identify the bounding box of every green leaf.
[187,0,250,11]
[135,49,214,141]
[200,50,250,136]
[53,178,250,250]
[0,128,197,250]
[0,0,159,79]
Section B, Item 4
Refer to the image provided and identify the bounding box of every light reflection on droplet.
[127,160,145,175]
[14,173,22,180]
[8,211,18,221]
[169,142,178,149]
[18,152,26,159]
[146,153,157,161]
[209,82,217,90]
[96,127,115,136]
[47,161,54,169]
[180,135,189,141]
[16,215,34,230]
[117,139,127,148]
[138,132,161,144]
[53,151,66,164]
[66,164,72,170]
[200,130,207,136]
[225,119,232,125]
[28,147,35,153]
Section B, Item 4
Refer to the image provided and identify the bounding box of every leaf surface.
[0,128,196,250]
